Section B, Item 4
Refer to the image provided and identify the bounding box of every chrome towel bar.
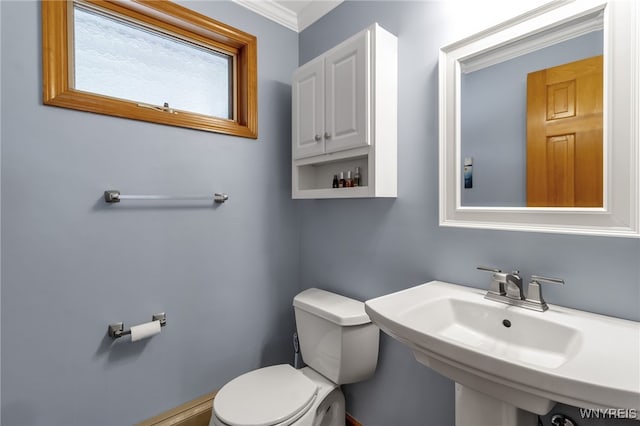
[104,190,228,204]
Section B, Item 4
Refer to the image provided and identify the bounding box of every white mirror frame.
[439,0,639,237]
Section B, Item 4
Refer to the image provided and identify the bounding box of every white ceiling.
[232,0,343,32]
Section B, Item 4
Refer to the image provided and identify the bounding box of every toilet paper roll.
[130,320,161,342]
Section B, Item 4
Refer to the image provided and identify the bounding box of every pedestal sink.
[364,281,640,426]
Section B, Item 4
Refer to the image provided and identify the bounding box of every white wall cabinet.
[292,23,397,199]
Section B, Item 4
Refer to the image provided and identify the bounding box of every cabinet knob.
[314,134,321,142]
[324,132,331,140]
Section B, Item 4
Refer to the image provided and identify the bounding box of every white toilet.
[210,288,380,426]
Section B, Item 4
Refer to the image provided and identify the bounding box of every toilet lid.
[214,364,318,426]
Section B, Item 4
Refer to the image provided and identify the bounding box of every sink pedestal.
[455,384,537,426]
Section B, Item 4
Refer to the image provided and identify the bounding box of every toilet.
[210,288,380,426]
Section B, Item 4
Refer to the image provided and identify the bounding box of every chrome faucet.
[505,270,525,300]
[477,266,564,312]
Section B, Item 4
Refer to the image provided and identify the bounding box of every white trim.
[297,1,342,32]
[632,0,640,236]
[460,10,604,73]
[232,0,299,32]
[439,0,640,237]
[232,0,343,33]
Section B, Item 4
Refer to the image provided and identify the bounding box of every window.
[42,0,258,138]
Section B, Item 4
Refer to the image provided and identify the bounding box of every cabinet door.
[292,58,325,159]
[324,29,370,153]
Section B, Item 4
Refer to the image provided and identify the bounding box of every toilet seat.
[213,364,318,426]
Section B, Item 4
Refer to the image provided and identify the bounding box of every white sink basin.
[423,297,582,369]
[365,281,640,415]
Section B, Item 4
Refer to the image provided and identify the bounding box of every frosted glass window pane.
[73,6,232,119]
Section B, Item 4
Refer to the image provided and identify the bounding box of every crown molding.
[297,1,342,31]
[232,0,343,32]
[233,0,298,31]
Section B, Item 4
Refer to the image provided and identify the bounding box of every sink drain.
[502,319,512,328]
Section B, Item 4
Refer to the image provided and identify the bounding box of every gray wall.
[0,0,3,420]
[1,1,299,425]
[461,31,603,207]
[2,1,639,426]
[298,2,640,425]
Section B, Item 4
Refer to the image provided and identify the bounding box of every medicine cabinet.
[292,23,397,199]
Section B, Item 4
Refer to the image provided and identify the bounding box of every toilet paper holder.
[108,313,167,339]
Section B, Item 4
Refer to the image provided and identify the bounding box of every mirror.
[439,0,639,237]
[461,31,603,207]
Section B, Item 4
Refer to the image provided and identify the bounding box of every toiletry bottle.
[338,172,345,188]
[353,167,360,187]
[463,158,473,189]
[332,174,339,188]
[346,170,353,187]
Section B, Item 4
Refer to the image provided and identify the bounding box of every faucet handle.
[477,266,502,273]
[527,275,565,311]
[477,266,507,296]
[531,275,564,285]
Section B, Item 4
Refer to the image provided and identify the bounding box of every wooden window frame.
[42,0,258,138]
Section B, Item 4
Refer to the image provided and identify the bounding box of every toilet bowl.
[210,288,380,426]
[211,365,344,426]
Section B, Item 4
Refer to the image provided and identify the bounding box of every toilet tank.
[293,288,379,385]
